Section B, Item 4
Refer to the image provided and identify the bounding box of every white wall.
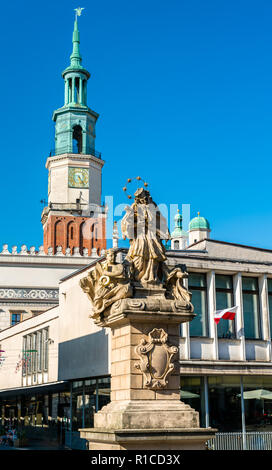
[0,307,59,390]
[57,266,110,381]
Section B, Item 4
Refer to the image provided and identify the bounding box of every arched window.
[54,220,64,253]
[72,125,82,153]
[91,223,96,249]
[79,221,85,255]
[67,221,76,250]
[174,240,180,250]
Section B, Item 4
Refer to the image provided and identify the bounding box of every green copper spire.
[53,8,99,157]
[63,8,89,74]
[70,17,82,69]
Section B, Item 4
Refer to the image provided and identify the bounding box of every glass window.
[26,335,31,375]
[180,376,205,426]
[97,377,111,410]
[215,274,235,338]
[37,331,42,372]
[84,380,96,428]
[243,376,272,431]
[208,376,242,432]
[268,279,272,338]
[11,313,21,326]
[72,381,84,431]
[188,273,208,336]
[32,333,37,375]
[243,277,259,291]
[242,277,261,339]
[43,329,48,371]
[22,336,27,376]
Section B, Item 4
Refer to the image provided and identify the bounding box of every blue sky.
[1,0,272,249]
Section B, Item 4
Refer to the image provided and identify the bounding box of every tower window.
[75,77,80,103]
[68,78,72,103]
[73,125,82,153]
[174,240,180,250]
[83,79,87,105]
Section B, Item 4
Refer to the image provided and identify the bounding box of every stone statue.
[80,187,193,322]
[121,188,170,285]
[163,265,192,307]
[80,248,132,320]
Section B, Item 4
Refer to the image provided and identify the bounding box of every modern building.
[1,13,272,451]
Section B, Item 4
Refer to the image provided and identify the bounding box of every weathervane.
[74,7,85,19]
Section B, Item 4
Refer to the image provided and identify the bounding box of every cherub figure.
[80,248,132,319]
[163,264,193,308]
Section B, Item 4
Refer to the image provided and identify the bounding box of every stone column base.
[93,400,200,429]
[80,427,216,450]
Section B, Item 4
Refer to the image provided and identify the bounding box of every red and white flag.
[214,306,238,324]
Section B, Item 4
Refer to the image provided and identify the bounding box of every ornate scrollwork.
[135,328,178,389]
[127,299,146,310]
[0,288,59,301]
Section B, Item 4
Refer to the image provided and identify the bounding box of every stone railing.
[0,244,105,258]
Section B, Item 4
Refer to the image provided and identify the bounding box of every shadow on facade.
[58,330,109,381]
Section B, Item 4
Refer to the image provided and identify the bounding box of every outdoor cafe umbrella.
[180,390,200,399]
[237,389,272,400]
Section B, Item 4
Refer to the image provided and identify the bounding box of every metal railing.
[49,147,102,159]
[207,431,272,450]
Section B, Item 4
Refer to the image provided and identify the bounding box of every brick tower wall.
[43,214,106,255]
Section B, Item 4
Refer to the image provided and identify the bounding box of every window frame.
[188,272,209,337]
[10,312,22,326]
[267,279,272,338]
[22,327,49,384]
[242,276,262,340]
[215,274,235,339]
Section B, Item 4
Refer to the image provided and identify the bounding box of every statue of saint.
[80,186,193,319]
[121,188,170,285]
[80,248,132,319]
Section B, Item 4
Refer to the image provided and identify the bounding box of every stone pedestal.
[80,428,215,450]
[80,299,216,450]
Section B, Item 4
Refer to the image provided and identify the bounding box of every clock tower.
[42,14,106,255]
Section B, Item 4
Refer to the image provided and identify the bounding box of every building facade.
[1,241,272,448]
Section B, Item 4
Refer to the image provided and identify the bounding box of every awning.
[0,381,70,399]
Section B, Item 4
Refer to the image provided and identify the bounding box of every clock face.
[68,167,89,188]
